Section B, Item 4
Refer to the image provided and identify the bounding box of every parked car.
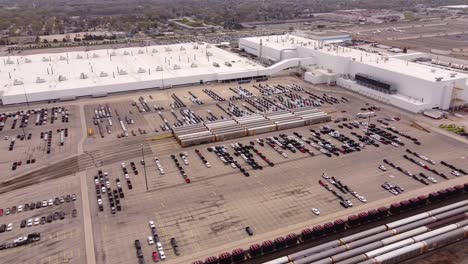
[311,208,320,215]
[245,226,254,236]
[152,251,160,262]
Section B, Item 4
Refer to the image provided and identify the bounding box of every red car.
[0,209,3,216]
[152,251,160,262]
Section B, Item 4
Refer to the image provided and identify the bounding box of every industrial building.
[0,42,314,105]
[2,34,468,113]
[239,34,468,113]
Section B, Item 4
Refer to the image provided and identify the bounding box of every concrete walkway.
[77,104,97,264]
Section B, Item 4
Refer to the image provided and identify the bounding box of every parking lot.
[0,76,467,264]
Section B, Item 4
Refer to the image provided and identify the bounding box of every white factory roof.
[0,43,264,97]
[242,34,465,83]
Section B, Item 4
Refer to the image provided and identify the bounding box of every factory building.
[239,34,468,113]
[0,42,312,105]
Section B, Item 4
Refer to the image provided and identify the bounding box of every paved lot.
[0,76,467,264]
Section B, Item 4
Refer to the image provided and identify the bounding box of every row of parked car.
[0,194,76,217]
[194,149,211,168]
[440,160,467,176]
[170,154,191,183]
[147,220,167,262]
[383,159,431,185]
[20,211,66,228]
[208,145,250,177]
[95,170,124,214]
[381,182,405,195]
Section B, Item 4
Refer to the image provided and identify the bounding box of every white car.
[205,162,211,168]
[34,218,40,225]
[48,199,53,206]
[149,220,155,229]
[18,205,23,212]
[159,250,166,260]
[14,237,26,243]
[451,170,461,177]
[311,208,320,215]
[27,219,33,227]
[121,162,126,168]
[42,200,48,207]
[378,165,387,171]
[358,196,368,203]
[7,223,13,231]
[281,152,288,158]
[147,236,154,245]
[156,242,163,251]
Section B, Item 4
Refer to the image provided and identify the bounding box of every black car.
[134,240,141,249]
[20,220,26,228]
[245,226,254,236]
[72,209,77,218]
[40,217,46,225]
[59,211,65,220]
[46,215,53,223]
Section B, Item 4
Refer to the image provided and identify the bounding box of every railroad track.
[0,138,179,194]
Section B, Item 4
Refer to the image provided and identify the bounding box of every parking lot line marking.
[161,202,166,208]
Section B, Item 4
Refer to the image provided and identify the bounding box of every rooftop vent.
[36,77,46,83]
[213,62,220,67]
[156,66,163,71]
[137,67,146,73]
[100,71,108,77]
[58,75,67,82]
[13,79,23,85]
[80,73,88,79]
[173,64,181,70]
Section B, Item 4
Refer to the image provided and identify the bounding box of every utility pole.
[141,144,149,191]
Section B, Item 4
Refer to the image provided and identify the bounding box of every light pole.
[141,144,149,191]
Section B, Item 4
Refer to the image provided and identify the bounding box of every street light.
[141,144,149,192]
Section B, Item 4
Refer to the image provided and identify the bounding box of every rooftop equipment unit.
[92,53,99,58]
[80,73,88,79]
[58,75,67,82]
[138,50,144,54]
[435,77,443,82]
[76,54,83,59]
[156,66,163,71]
[180,46,186,51]
[137,68,146,73]
[36,77,46,83]
[59,56,66,60]
[42,57,49,62]
[123,51,130,55]
[100,72,108,77]
[165,47,172,52]
[152,49,158,53]
[110,51,117,56]
[6,59,13,64]
[173,64,181,70]
[25,58,31,63]
[13,79,23,85]
[191,63,198,68]
[119,69,128,75]
[213,62,220,67]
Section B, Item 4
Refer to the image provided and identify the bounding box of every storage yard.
[0,76,466,264]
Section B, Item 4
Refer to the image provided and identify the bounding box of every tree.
[53,39,58,43]
[43,39,48,43]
